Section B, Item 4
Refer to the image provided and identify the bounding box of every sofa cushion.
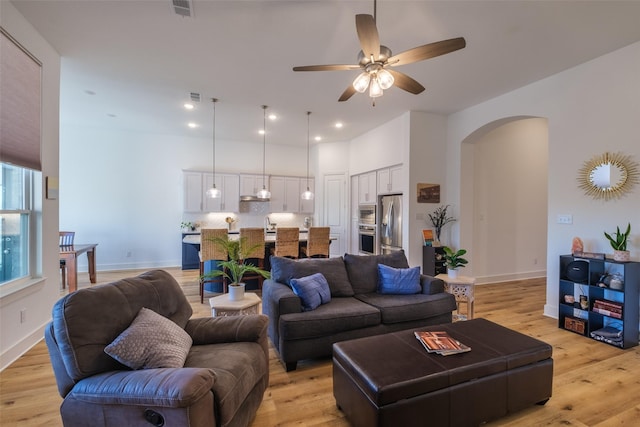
[344,251,410,294]
[290,273,331,311]
[377,264,421,295]
[279,297,381,340]
[270,256,354,297]
[186,341,267,425]
[355,292,457,324]
[104,307,193,369]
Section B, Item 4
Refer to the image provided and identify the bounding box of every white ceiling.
[11,0,640,147]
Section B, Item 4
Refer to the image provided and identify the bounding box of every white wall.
[60,126,308,270]
[1,2,60,370]
[349,113,406,176]
[462,118,548,283]
[447,41,640,318]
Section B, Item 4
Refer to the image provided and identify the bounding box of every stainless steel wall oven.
[357,205,377,255]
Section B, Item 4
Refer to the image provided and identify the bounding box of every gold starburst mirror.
[578,152,639,200]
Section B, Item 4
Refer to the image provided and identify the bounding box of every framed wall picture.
[417,183,440,203]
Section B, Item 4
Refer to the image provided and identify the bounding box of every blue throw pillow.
[377,264,421,295]
[290,273,331,311]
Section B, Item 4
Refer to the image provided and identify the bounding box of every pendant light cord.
[262,105,267,188]
[306,111,311,189]
[212,98,217,180]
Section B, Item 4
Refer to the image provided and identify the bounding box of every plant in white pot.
[442,246,468,279]
[202,237,270,301]
[604,223,631,262]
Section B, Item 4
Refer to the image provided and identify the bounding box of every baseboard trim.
[473,270,546,285]
[0,323,46,372]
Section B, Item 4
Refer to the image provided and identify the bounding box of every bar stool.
[239,227,266,291]
[199,228,228,304]
[301,227,330,258]
[274,227,300,259]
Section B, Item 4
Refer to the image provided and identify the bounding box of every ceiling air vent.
[171,0,193,18]
[189,92,201,103]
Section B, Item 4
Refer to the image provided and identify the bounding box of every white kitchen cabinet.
[184,171,204,212]
[358,172,377,204]
[240,174,267,197]
[300,178,315,213]
[203,173,239,212]
[270,176,300,213]
[377,164,403,194]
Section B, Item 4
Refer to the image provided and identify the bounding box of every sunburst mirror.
[578,152,639,200]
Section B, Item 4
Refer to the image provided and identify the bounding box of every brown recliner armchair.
[45,269,269,427]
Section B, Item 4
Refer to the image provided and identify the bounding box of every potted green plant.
[604,223,631,262]
[428,205,456,246]
[442,246,468,279]
[202,237,270,300]
[181,221,199,232]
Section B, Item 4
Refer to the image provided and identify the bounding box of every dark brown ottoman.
[333,318,552,427]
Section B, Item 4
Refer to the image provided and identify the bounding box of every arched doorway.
[459,117,549,283]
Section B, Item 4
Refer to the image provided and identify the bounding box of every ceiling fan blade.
[338,85,357,102]
[387,37,466,67]
[387,69,425,94]
[293,64,361,72]
[356,14,380,61]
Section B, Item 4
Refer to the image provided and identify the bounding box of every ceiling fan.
[292,1,466,104]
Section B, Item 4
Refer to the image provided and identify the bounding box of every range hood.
[240,195,270,202]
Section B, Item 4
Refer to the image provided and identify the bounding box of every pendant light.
[301,111,314,200]
[206,98,221,198]
[256,105,271,199]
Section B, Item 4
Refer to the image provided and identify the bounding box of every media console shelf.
[558,255,639,349]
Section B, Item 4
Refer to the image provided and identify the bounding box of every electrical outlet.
[20,309,26,323]
[557,214,573,224]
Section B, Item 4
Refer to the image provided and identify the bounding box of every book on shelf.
[422,229,434,247]
[592,299,623,318]
[414,331,471,356]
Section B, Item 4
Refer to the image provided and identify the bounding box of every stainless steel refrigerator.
[379,194,402,254]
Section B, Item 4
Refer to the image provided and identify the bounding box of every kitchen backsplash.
[182,202,312,232]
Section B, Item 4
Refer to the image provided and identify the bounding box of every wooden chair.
[274,227,300,259]
[301,227,330,258]
[59,231,75,289]
[239,227,266,291]
[199,228,228,304]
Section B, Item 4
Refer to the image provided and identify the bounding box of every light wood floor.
[2,268,639,426]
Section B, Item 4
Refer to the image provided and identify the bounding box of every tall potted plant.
[202,237,270,300]
[442,246,468,279]
[428,205,456,246]
[604,223,631,262]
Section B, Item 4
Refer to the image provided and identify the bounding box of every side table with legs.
[436,274,476,321]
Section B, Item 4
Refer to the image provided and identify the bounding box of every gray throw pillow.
[344,251,410,294]
[270,256,354,297]
[104,307,192,369]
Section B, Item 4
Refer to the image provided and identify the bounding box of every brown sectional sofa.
[262,251,457,371]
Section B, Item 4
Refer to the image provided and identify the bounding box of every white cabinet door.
[300,178,315,213]
[184,171,203,212]
[203,173,240,212]
[270,176,300,212]
[240,174,265,197]
[358,172,376,204]
[377,165,403,194]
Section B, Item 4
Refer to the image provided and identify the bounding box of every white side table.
[209,292,261,317]
[436,274,476,321]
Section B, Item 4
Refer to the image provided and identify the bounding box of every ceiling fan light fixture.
[377,69,394,90]
[353,72,371,93]
[369,76,383,98]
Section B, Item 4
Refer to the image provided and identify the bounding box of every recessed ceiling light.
[268,114,277,120]
[314,136,322,142]
[335,122,343,129]
[258,129,265,135]
[188,122,198,128]
[184,103,195,110]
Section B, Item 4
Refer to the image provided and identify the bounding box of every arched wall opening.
[459,116,549,283]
